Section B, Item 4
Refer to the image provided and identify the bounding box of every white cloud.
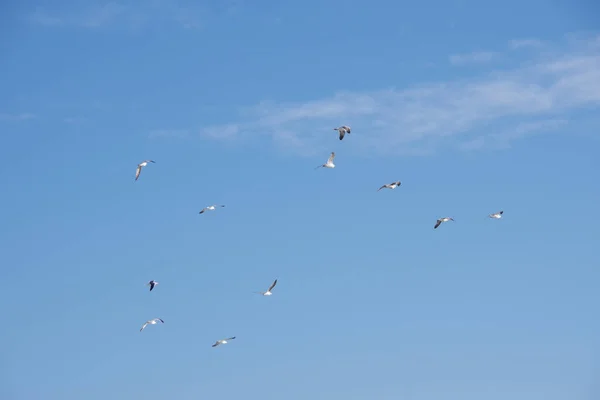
[449,51,496,66]
[0,113,36,121]
[198,34,600,156]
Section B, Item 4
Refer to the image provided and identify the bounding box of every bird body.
[333,125,351,140]
[434,217,454,229]
[212,336,236,347]
[135,160,155,181]
[199,204,225,214]
[255,279,278,296]
[316,152,336,169]
[140,318,164,332]
[378,181,402,191]
[489,210,504,219]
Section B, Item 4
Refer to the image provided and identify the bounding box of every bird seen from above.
[146,280,158,292]
[377,181,402,191]
[489,210,504,219]
[255,279,278,296]
[434,217,455,229]
[135,160,155,181]
[333,125,351,140]
[212,337,236,347]
[315,152,336,169]
[199,205,225,214]
[140,318,164,332]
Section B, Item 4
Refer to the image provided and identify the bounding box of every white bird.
[212,336,236,347]
[489,210,504,219]
[255,279,278,296]
[140,318,164,332]
[333,125,351,140]
[135,160,155,181]
[199,205,225,214]
[315,152,336,169]
[434,217,454,229]
[378,181,402,191]
[146,280,158,292]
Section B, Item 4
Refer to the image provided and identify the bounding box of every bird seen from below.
[199,205,225,214]
[489,210,504,219]
[377,181,402,191]
[135,160,155,181]
[212,337,236,347]
[146,280,158,292]
[255,279,278,296]
[315,152,336,169]
[140,318,164,332]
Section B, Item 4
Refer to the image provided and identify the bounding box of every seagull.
[489,210,504,219]
[255,279,278,296]
[315,152,336,169]
[199,205,225,214]
[146,280,158,291]
[333,125,351,140]
[212,336,236,347]
[378,181,402,191]
[434,217,454,229]
[135,160,155,181]
[140,318,164,332]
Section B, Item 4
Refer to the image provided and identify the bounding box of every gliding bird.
[146,280,158,292]
[212,337,236,347]
[378,181,402,191]
[434,217,454,229]
[135,160,155,181]
[489,210,504,219]
[315,152,336,169]
[199,205,225,214]
[140,318,164,332]
[255,279,278,296]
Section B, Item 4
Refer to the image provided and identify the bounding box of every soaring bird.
[212,336,236,347]
[333,126,351,140]
[135,160,155,181]
[434,217,454,229]
[255,279,278,296]
[199,205,225,214]
[315,152,336,169]
[378,181,402,191]
[140,318,164,332]
[146,280,158,292]
[489,210,504,219]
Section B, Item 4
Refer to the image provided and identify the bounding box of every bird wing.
[434,219,442,229]
[226,337,236,341]
[377,185,387,191]
[343,126,351,133]
[149,283,155,291]
[212,341,220,347]
[339,130,345,140]
[199,208,206,214]
[140,322,148,332]
[328,152,335,163]
[135,166,142,181]
[315,164,323,169]
[268,279,278,292]
[498,211,504,215]
[157,318,164,323]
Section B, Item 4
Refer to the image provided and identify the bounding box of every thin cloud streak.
[199,34,600,156]
[449,51,496,65]
[0,113,36,121]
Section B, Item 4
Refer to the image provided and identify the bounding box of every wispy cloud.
[148,129,189,138]
[198,33,600,156]
[27,1,205,30]
[449,51,496,66]
[509,39,544,49]
[0,113,36,122]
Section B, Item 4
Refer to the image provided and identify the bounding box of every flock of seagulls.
[133,125,504,346]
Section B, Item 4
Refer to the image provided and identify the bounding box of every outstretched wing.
[140,322,148,332]
[328,152,335,163]
[199,208,206,214]
[157,318,164,323]
[211,341,220,347]
[268,279,278,292]
[434,219,442,229]
[377,185,387,191]
[135,166,142,181]
[339,130,345,140]
[226,336,236,341]
[149,282,155,291]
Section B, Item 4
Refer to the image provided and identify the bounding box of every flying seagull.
[333,125,351,140]
[315,152,336,169]
[140,318,164,332]
[489,210,504,219]
[378,181,402,191]
[212,336,236,347]
[199,205,225,214]
[146,280,158,291]
[135,160,155,181]
[255,279,278,296]
[434,217,454,229]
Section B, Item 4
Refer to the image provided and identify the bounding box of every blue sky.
[1,1,599,399]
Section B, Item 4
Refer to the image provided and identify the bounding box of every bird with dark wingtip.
[333,125,351,140]
[146,280,158,292]
[212,336,236,347]
[135,160,155,181]
[377,181,401,191]
[434,217,454,229]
